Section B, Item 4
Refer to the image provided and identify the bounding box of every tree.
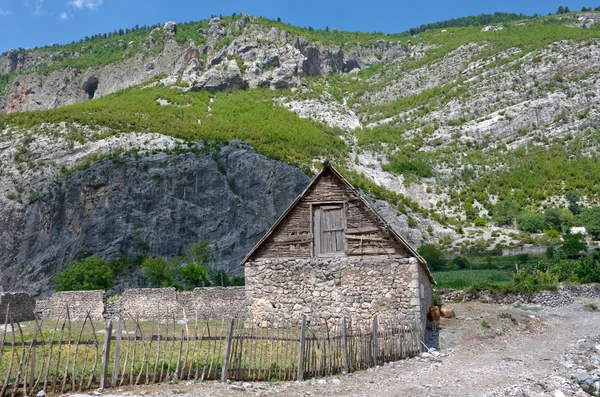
[179,241,215,289]
[557,5,565,14]
[180,263,209,289]
[516,212,545,233]
[325,26,330,32]
[417,244,446,271]
[583,207,600,238]
[208,269,230,287]
[492,200,519,226]
[559,234,587,259]
[183,241,214,267]
[544,208,564,231]
[55,257,114,291]
[141,256,177,287]
[566,190,581,214]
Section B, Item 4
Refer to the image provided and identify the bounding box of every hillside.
[1,11,600,295]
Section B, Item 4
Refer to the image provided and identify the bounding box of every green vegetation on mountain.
[0,84,347,168]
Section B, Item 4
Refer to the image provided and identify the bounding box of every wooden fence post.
[342,317,349,374]
[29,319,38,392]
[371,315,378,367]
[100,319,113,389]
[297,315,307,381]
[220,319,235,383]
[111,317,122,387]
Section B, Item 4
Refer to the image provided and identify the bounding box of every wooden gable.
[241,165,422,263]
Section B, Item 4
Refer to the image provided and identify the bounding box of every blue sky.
[0,0,596,53]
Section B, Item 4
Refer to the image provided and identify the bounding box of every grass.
[0,317,303,391]
[584,303,599,312]
[432,269,512,289]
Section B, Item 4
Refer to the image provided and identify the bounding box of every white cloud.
[67,0,102,10]
[33,0,46,15]
[0,9,13,15]
[59,11,69,20]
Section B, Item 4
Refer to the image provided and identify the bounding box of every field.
[432,269,513,290]
[0,313,421,395]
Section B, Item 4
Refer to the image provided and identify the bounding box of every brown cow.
[427,306,441,331]
[440,307,456,318]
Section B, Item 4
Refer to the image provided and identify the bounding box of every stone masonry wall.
[36,287,247,321]
[37,290,105,320]
[417,261,433,327]
[119,287,246,320]
[245,258,423,328]
[437,283,600,307]
[121,288,179,320]
[0,292,36,322]
[187,287,246,319]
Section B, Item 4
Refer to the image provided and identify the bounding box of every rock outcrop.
[0,16,406,113]
[0,140,310,297]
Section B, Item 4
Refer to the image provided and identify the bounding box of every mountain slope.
[1,11,600,294]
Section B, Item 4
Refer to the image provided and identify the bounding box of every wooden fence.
[0,306,423,396]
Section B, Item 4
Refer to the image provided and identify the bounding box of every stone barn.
[241,164,435,329]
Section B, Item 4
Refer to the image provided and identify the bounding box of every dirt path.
[92,298,600,397]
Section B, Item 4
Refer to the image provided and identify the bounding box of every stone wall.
[187,287,246,318]
[35,287,246,321]
[436,283,600,307]
[121,288,179,320]
[37,290,106,320]
[0,292,36,322]
[245,258,426,328]
[417,261,433,326]
[119,287,246,320]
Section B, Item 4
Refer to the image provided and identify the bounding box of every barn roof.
[239,164,435,284]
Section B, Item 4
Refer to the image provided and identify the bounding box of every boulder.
[245,65,268,88]
[191,60,248,92]
[181,58,203,84]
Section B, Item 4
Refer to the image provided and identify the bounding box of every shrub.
[449,256,470,270]
[55,257,114,291]
[516,212,545,233]
[474,217,487,227]
[418,244,447,271]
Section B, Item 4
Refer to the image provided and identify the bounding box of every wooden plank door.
[314,205,345,255]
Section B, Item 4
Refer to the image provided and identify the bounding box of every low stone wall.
[37,290,106,320]
[436,283,600,307]
[245,258,424,328]
[121,288,179,320]
[0,292,36,322]
[188,287,246,318]
[35,287,246,321]
[119,287,246,320]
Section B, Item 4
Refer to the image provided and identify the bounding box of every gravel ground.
[74,298,600,397]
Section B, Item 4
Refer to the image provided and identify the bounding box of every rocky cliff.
[0,16,410,113]
[0,137,310,296]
